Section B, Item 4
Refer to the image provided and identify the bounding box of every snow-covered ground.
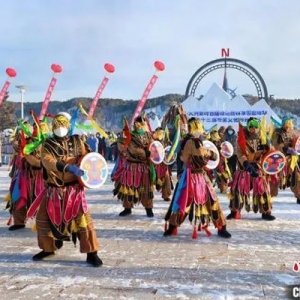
[0,163,299,299]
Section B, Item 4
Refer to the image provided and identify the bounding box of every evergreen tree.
[0,93,17,131]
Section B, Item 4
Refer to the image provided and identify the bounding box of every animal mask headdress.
[282,116,294,131]
[52,115,70,131]
[246,117,261,130]
[154,127,164,140]
[188,117,204,136]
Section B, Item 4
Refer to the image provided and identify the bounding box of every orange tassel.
[192,227,198,239]
[202,224,212,237]
[235,211,241,219]
[172,227,177,236]
[6,215,12,226]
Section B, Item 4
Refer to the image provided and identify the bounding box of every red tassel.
[172,227,177,236]
[192,227,198,239]
[6,215,12,226]
[235,211,241,219]
[202,224,212,237]
[164,222,168,231]
[237,122,247,155]
[216,223,223,231]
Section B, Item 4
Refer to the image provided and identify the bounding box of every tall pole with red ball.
[0,67,17,107]
[39,63,62,120]
[131,61,165,126]
[88,63,115,118]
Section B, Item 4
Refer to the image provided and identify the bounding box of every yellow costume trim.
[4,193,11,202]
[71,220,78,233]
[79,215,87,228]
[31,222,37,232]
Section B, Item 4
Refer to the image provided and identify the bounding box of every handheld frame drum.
[78,152,109,189]
[149,141,165,165]
[202,140,220,169]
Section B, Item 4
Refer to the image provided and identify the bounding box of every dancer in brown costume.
[29,113,102,266]
[227,117,275,221]
[153,127,172,202]
[113,116,155,217]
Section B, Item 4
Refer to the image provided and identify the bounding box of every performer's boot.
[226,211,236,220]
[8,224,25,231]
[119,208,132,216]
[217,225,232,238]
[163,198,171,202]
[163,224,176,236]
[262,213,276,221]
[32,251,55,261]
[86,251,103,267]
[55,240,63,250]
[297,198,300,204]
[145,208,154,218]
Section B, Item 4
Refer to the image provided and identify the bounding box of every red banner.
[88,76,109,117]
[39,77,57,120]
[131,74,158,125]
[0,80,11,107]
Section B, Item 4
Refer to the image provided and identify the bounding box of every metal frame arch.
[184,58,268,101]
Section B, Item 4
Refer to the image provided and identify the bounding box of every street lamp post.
[15,84,28,120]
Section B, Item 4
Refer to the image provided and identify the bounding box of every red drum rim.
[261,150,286,175]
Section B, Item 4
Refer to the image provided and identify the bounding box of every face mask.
[54,127,69,138]
[228,130,234,135]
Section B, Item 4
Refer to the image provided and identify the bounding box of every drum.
[149,141,165,165]
[261,150,286,175]
[202,140,220,169]
[163,145,177,165]
[293,136,300,155]
[78,152,108,189]
[220,141,234,158]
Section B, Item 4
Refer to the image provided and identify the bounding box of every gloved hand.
[243,161,259,177]
[65,164,85,177]
[257,144,270,151]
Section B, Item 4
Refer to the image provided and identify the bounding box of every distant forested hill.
[1,93,300,131]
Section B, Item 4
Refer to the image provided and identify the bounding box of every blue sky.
[2,0,300,103]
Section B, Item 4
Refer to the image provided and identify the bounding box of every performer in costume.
[227,117,275,220]
[164,117,231,239]
[224,125,238,174]
[208,129,231,194]
[271,117,299,202]
[29,113,102,266]
[113,116,155,217]
[6,121,38,231]
[153,127,172,202]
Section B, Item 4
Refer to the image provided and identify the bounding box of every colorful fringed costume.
[164,118,231,239]
[228,118,275,220]
[113,116,155,217]
[209,130,231,194]
[153,128,173,201]
[6,132,43,229]
[271,119,298,200]
[27,134,99,253]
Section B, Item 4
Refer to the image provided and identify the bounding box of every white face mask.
[54,127,69,138]
[228,130,234,135]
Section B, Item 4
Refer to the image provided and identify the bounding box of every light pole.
[15,84,28,120]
